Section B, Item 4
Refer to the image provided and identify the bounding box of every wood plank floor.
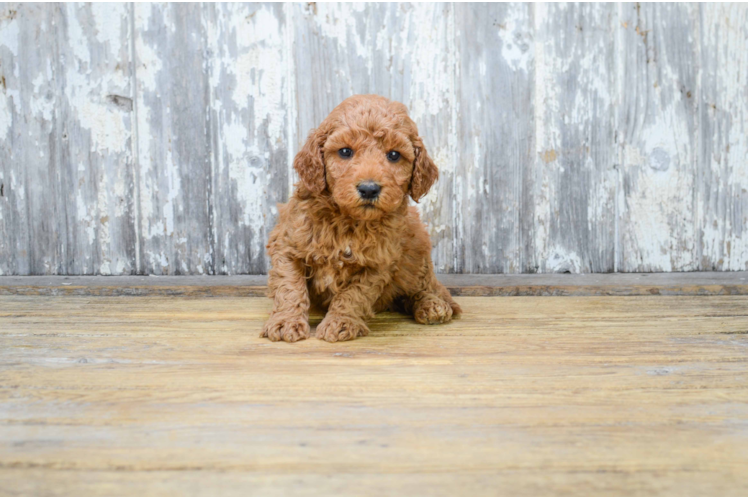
[1,294,747,495]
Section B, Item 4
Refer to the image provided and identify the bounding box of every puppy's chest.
[305,237,396,295]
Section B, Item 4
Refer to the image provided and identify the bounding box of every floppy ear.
[410,138,439,202]
[294,127,328,194]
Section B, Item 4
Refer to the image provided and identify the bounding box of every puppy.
[262,94,461,342]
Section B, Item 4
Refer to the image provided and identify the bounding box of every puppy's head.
[294,95,438,220]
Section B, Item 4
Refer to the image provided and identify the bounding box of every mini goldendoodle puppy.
[262,94,461,342]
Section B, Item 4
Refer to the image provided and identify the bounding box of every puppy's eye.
[338,148,353,158]
[386,151,401,162]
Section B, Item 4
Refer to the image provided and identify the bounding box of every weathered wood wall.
[0,3,746,275]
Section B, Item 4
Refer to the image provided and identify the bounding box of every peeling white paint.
[3,3,748,275]
[315,3,370,67]
[90,3,123,58]
[620,18,697,273]
[161,149,180,238]
[532,5,552,267]
[499,3,532,73]
[65,5,91,68]
[283,2,298,199]
[546,245,584,273]
[76,191,96,245]
[134,6,162,93]
[699,3,748,270]
[79,101,130,153]
[0,90,12,141]
[0,10,20,56]
[203,3,291,272]
[99,260,111,275]
[230,6,285,143]
[28,73,54,122]
[115,258,128,275]
[405,4,452,121]
[224,120,264,228]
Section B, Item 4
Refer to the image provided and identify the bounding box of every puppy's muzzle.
[357,181,381,201]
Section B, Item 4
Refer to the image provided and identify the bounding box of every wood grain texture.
[203,3,291,274]
[0,4,63,274]
[454,3,533,274]
[617,3,700,272]
[699,4,748,271]
[0,4,136,275]
[57,3,137,275]
[134,3,214,275]
[531,3,617,273]
[1,3,747,275]
[1,295,747,495]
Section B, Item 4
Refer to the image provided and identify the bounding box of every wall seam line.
[613,1,623,273]
[128,1,142,275]
[449,2,459,273]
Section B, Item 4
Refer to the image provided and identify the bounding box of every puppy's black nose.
[357,181,381,200]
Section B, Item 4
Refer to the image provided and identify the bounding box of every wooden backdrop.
[0,3,746,275]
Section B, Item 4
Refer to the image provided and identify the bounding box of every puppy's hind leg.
[411,279,462,325]
[262,256,311,342]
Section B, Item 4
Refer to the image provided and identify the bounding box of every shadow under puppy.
[262,94,461,342]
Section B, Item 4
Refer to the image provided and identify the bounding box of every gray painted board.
[134,3,213,275]
[699,3,748,271]
[203,3,292,275]
[0,4,136,275]
[530,3,617,273]
[617,3,701,272]
[455,3,532,274]
[0,3,746,275]
[58,3,136,275]
[1,5,63,275]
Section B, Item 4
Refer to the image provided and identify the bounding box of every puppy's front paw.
[261,315,310,342]
[413,295,454,325]
[316,314,369,342]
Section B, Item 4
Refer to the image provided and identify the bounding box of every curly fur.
[262,95,461,343]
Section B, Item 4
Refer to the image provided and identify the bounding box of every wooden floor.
[2,292,748,495]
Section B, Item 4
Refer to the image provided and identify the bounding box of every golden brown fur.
[262,95,461,342]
